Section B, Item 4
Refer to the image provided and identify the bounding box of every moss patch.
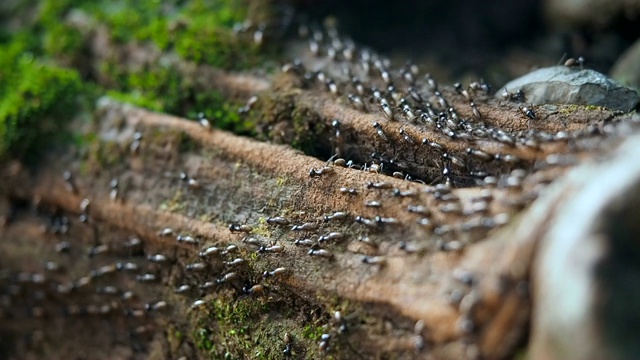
[100,52,253,135]
[187,287,331,360]
[159,190,187,213]
[78,0,271,71]
[0,0,278,161]
[250,85,330,156]
[193,296,275,359]
[0,39,82,160]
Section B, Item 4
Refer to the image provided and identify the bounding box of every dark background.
[293,0,640,86]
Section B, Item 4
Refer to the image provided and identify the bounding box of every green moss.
[72,130,97,150]
[4,0,270,140]
[0,0,278,160]
[105,8,145,43]
[275,175,287,186]
[39,0,92,24]
[77,0,267,71]
[166,324,186,354]
[43,22,85,60]
[125,64,185,112]
[135,18,171,51]
[107,63,253,134]
[213,298,270,325]
[250,219,272,238]
[183,0,246,28]
[196,327,215,352]
[174,23,260,70]
[302,324,325,342]
[187,288,338,359]
[82,0,172,44]
[0,41,82,160]
[106,90,164,112]
[247,251,259,262]
[38,0,94,63]
[189,92,254,135]
[159,190,186,213]
[0,32,39,69]
[193,297,274,359]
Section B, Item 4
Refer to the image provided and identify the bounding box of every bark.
[1,101,537,359]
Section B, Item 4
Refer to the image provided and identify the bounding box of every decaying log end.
[529,135,640,360]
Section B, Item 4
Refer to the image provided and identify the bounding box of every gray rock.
[497,66,639,112]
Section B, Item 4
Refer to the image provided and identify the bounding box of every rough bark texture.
[1,100,538,359]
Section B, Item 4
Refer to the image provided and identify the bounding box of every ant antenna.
[557,53,568,66]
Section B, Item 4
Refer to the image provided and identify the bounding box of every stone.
[496,66,639,112]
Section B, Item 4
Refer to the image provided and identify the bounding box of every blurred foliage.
[0,35,82,161]
[0,0,275,160]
